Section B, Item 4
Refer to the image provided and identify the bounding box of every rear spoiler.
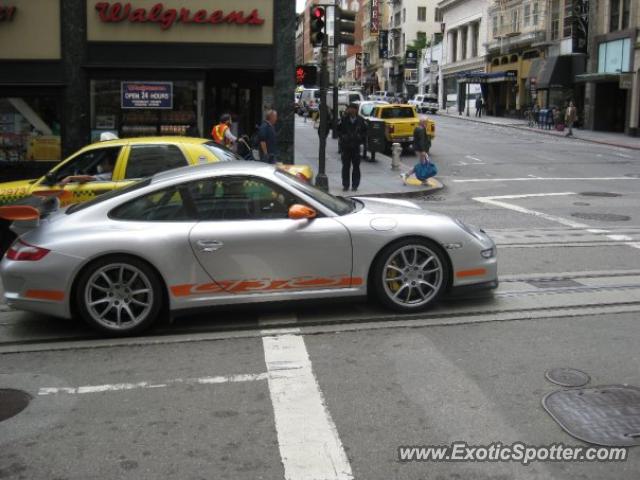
[0,190,73,236]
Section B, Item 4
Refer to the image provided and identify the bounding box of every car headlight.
[481,247,496,258]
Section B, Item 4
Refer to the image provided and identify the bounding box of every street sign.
[405,50,418,68]
[370,0,379,36]
[379,30,389,59]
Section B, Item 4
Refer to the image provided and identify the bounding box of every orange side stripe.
[456,268,487,279]
[350,277,364,286]
[25,290,65,301]
[170,285,195,297]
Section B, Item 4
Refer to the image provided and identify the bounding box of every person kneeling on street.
[402,152,438,185]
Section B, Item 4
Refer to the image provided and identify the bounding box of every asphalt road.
[1,115,640,479]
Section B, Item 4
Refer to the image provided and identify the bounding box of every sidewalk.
[439,110,640,150]
[294,116,443,197]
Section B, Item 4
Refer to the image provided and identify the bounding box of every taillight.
[387,124,395,134]
[6,240,50,261]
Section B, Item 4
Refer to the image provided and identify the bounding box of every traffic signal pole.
[315,36,330,191]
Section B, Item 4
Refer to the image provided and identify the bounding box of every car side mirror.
[288,204,316,220]
[43,172,57,186]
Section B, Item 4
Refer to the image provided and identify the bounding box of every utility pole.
[332,1,339,139]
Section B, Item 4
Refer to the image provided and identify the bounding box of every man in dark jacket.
[412,116,431,163]
[338,103,366,191]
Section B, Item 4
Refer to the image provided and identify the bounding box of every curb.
[349,177,445,199]
[439,112,640,151]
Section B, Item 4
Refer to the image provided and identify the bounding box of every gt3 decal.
[171,276,363,297]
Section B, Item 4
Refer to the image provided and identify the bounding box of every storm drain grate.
[528,279,584,289]
[571,213,631,222]
[543,385,640,446]
[0,389,31,422]
[545,368,590,387]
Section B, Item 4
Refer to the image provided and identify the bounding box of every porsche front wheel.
[372,239,448,312]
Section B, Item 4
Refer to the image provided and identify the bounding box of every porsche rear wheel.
[75,256,163,336]
[372,238,448,312]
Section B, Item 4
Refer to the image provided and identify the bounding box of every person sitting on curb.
[401,152,438,185]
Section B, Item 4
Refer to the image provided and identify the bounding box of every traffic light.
[309,6,326,47]
[336,7,356,45]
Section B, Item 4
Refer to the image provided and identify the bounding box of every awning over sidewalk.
[534,54,586,89]
[457,71,516,84]
[574,72,621,83]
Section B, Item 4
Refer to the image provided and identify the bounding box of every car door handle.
[196,240,224,252]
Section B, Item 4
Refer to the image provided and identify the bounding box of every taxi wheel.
[75,255,164,336]
[371,238,449,312]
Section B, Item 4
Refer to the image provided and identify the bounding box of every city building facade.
[0,0,296,179]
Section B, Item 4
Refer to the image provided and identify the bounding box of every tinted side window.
[111,186,193,221]
[188,176,299,221]
[125,145,188,179]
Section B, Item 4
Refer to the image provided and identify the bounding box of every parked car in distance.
[368,104,436,152]
[369,91,395,102]
[409,93,439,114]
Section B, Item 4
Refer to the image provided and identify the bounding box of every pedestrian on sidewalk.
[338,103,366,192]
[565,101,577,137]
[475,96,483,118]
[413,116,431,163]
[258,109,278,164]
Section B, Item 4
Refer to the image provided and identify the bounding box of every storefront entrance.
[594,82,627,132]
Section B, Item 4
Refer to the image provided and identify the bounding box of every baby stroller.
[236,135,256,161]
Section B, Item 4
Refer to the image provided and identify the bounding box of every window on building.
[551,0,560,40]
[471,23,479,57]
[434,8,443,22]
[511,8,520,32]
[394,12,401,27]
[598,38,631,73]
[492,15,498,37]
[402,33,405,52]
[523,4,531,27]
[611,0,631,31]
[563,0,573,38]
[417,31,427,43]
[461,28,468,60]
[451,31,458,62]
[402,8,406,23]
[418,6,426,22]
[532,2,539,25]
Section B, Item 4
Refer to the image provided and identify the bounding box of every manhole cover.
[571,213,631,222]
[0,389,31,422]
[545,368,590,387]
[579,192,621,197]
[528,279,583,289]
[543,385,640,446]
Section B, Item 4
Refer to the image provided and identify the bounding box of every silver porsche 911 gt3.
[1,162,497,335]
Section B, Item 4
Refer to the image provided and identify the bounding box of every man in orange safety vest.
[211,113,237,148]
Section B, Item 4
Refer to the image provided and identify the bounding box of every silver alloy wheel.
[84,263,154,330]
[382,244,443,307]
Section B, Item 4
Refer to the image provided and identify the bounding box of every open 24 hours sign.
[121,81,173,109]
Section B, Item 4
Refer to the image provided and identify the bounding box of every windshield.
[381,107,416,119]
[203,142,242,162]
[66,179,151,214]
[275,171,355,216]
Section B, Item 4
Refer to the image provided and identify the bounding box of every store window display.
[0,97,61,162]
[90,80,202,141]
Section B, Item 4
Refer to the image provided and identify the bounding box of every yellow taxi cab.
[0,136,313,250]
[370,104,435,151]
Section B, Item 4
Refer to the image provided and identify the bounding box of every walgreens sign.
[94,2,265,30]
